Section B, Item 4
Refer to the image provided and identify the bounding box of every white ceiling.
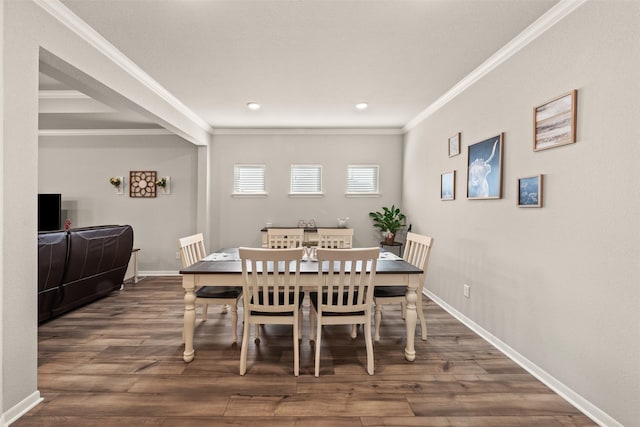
[39,0,559,131]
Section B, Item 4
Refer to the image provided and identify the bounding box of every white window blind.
[290,164,322,195]
[346,165,379,194]
[233,164,266,194]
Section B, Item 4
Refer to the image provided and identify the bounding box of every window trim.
[345,164,380,197]
[289,164,324,197]
[232,164,267,197]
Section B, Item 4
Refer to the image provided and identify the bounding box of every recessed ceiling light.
[355,102,369,110]
[246,102,261,110]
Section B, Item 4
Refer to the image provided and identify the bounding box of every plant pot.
[384,233,395,244]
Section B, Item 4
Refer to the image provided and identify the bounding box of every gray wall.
[402,2,639,425]
[3,0,637,424]
[38,134,199,272]
[37,130,404,270]
[2,0,207,417]
[3,1,40,417]
[208,131,404,251]
[0,0,5,421]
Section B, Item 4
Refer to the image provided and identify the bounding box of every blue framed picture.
[518,175,543,208]
[467,133,503,199]
[448,133,460,157]
[441,171,455,201]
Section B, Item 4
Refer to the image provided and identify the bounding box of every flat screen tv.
[38,193,62,232]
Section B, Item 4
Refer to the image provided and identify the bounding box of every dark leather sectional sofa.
[38,225,134,323]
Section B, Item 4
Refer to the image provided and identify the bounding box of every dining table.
[179,247,424,363]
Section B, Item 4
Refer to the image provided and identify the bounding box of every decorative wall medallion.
[129,171,157,198]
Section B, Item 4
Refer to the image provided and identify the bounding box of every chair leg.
[351,324,358,339]
[201,303,208,321]
[254,324,260,344]
[374,301,382,342]
[239,319,250,375]
[293,314,300,376]
[417,297,427,341]
[364,315,374,375]
[401,300,406,320]
[231,303,238,343]
[314,316,322,377]
[309,308,315,342]
[221,304,229,314]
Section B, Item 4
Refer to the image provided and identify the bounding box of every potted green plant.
[368,205,406,244]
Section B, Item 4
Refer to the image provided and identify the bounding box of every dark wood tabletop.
[180,248,422,276]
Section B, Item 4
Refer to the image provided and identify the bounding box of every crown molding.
[33,0,213,134]
[211,128,404,136]
[403,0,588,132]
[38,89,91,100]
[38,128,172,137]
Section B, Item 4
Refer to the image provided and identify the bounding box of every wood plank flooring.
[16,276,595,426]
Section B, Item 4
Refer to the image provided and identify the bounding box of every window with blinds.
[290,164,323,195]
[233,164,266,195]
[346,164,379,195]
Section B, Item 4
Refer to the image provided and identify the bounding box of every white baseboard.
[138,270,180,276]
[3,391,43,426]
[423,289,621,427]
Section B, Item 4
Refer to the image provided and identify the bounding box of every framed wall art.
[448,132,461,157]
[467,133,503,200]
[534,89,577,151]
[441,171,455,200]
[129,171,157,198]
[518,175,543,208]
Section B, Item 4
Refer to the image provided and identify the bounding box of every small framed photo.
[534,90,577,151]
[448,132,461,157]
[467,133,503,199]
[518,175,543,208]
[441,171,455,200]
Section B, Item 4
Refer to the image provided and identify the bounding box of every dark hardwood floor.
[16,276,595,426]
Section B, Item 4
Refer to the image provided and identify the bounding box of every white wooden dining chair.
[316,228,353,248]
[315,228,357,336]
[266,228,305,248]
[178,233,242,342]
[239,247,304,376]
[309,247,380,376]
[373,232,433,342]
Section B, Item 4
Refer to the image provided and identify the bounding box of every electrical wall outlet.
[176,251,181,260]
[463,284,470,298]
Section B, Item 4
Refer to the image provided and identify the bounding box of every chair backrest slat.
[316,248,379,314]
[178,233,207,268]
[240,247,304,314]
[402,232,433,283]
[317,228,353,249]
[266,228,305,248]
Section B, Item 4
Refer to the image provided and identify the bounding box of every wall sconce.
[109,176,124,195]
[156,176,171,195]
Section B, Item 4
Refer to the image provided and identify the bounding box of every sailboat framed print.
[441,171,455,200]
[518,175,543,208]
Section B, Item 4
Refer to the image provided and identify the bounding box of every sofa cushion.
[51,225,134,319]
[38,231,68,322]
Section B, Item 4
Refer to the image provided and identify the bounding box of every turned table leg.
[182,275,197,362]
[404,276,418,362]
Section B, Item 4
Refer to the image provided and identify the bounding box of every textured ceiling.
[40,0,558,130]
